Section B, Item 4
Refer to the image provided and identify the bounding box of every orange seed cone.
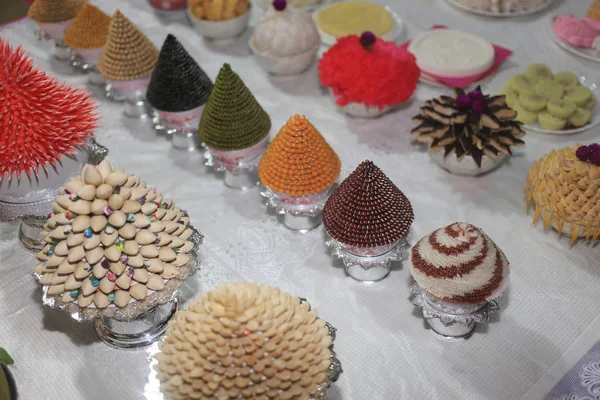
[64,3,110,50]
[259,115,341,197]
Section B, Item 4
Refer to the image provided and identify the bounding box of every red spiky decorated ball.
[0,38,98,181]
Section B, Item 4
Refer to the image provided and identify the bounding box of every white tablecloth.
[1,0,599,399]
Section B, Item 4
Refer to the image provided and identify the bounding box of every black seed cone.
[146,34,213,112]
[198,63,271,151]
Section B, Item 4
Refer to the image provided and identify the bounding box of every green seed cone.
[198,63,271,151]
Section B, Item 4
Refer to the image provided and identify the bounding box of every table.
[1,0,599,399]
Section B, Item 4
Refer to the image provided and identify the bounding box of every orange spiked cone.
[28,0,85,23]
[97,10,158,81]
[64,4,111,50]
[0,38,98,181]
[258,115,341,197]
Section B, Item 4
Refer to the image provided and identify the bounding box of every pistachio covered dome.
[155,282,335,400]
[33,161,200,314]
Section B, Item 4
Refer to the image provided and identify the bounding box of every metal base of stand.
[280,213,322,232]
[124,99,150,118]
[224,169,259,190]
[172,130,199,151]
[345,263,391,283]
[88,70,105,86]
[95,299,178,350]
[19,215,48,252]
[427,318,477,339]
[53,43,71,60]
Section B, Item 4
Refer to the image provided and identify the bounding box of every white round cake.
[455,0,547,13]
[407,29,494,78]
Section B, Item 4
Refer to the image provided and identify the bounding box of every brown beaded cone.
[28,0,85,24]
[323,160,414,248]
[64,3,110,50]
[97,10,159,81]
[155,282,333,400]
[33,161,196,310]
[258,115,341,197]
[525,145,600,245]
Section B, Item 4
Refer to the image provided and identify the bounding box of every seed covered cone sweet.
[147,34,213,112]
[155,282,333,400]
[410,222,509,304]
[525,145,600,244]
[198,63,271,151]
[97,10,159,81]
[258,115,341,197]
[323,160,414,248]
[411,87,526,168]
[63,3,111,50]
[33,161,197,310]
[28,0,85,23]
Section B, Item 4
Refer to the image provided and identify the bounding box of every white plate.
[549,15,600,64]
[255,0,336,13]
[444,0,553,17]
[418,68,498,88]
[312,5,404,46]
[522,76,600,135]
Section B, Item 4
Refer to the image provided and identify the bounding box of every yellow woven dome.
[525,145,600,244]
[586,0,600,21]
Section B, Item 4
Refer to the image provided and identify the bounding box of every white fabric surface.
[1,0,600,399]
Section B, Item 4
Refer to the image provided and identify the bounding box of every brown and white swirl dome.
[155,282,333,400]
[410,222,509,304]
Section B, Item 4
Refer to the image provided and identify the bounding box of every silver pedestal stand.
[261,187,334,232]
[204,140,268,190]
[0,140,108,251]
[410,283,500,340]
[326,238,409,282]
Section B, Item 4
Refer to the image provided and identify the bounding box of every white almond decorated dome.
[155,282,336,400]
[410,222,509,304]
[33,161,202,317]
[251,0,319,57]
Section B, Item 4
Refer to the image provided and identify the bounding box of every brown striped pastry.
[410,222,509,304]
[411,87,526,168]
